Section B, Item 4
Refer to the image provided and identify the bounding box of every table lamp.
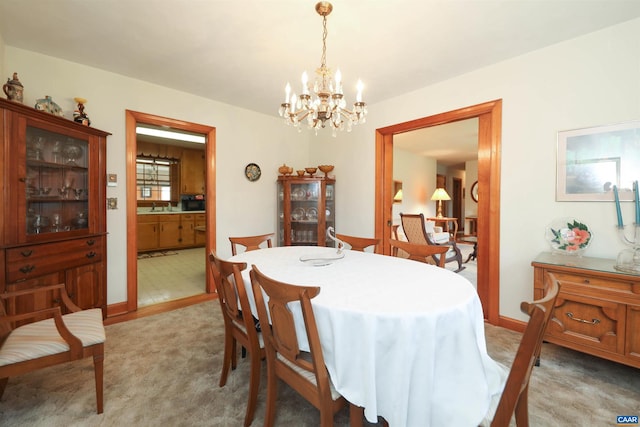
[431,188,451,218]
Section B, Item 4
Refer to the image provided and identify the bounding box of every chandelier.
[278,2,367,136]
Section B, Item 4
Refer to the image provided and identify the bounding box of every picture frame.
[556,121,640,201]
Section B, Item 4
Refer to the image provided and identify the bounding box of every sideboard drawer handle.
[19,265,35,274]
[583,279,590,284]
[20,250,33,257]
[86,251,97,259]
[86,239,96,246]
[566,312,600,325]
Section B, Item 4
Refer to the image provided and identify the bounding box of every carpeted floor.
[1,301,638,426]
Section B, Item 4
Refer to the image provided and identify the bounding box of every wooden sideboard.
[532,252,640,368]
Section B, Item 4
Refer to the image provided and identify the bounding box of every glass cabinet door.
[289,181,320,245]
[278,177,335,247]
[325,182,335,240]
[23,126,90,237]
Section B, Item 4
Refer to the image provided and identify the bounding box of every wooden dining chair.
[249,265,362,427]
[229,233,275,255]
[400,213,465,272]
[209,252,265,427]
[335,233,380,252]
[0,283,105,414]
[482,273,560,427]
[389,238,448,268]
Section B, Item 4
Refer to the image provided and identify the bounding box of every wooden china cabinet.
[277,175,335,247]
[0,98,109,319]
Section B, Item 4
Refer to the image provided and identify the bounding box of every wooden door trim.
[374,99,502,323]
[125,110,216,314]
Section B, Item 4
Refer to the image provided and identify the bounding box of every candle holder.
[615,224,640,274]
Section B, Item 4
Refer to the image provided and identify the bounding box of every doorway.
[125,110,217,313]
[375,100,502,323]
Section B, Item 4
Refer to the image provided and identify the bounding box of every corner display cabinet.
[277,175,335,247]
[0,98,109,319]
[532,252,640,368]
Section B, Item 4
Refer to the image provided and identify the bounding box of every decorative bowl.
[296,170,305,177]
[305,167,317,176]
[545,217,593,256]
[278,164,293,175]
[318,165,334,176]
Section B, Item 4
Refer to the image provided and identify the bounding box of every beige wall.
[4,17,640,320]
[4,47,311,304]
[315,18,640,320]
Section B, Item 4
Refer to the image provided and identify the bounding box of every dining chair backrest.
[487,273,560,427]
[229,233,275,255]
[389,238,448,267]
[209,252,264,427]
[249,265,349,426]
[335,233,380,252]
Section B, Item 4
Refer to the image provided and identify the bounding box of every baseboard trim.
[104,293,217,326]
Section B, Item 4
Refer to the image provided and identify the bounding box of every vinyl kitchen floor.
[137,247,207,307]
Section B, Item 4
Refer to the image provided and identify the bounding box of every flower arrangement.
[547,218,592,255]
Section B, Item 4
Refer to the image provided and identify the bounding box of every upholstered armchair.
[400,213,465,273]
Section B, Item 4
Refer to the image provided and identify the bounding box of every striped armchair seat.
[0,284,106,414]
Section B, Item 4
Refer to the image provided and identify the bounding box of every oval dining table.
[229,245,506,427]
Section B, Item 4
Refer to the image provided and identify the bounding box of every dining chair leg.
[93,351,104,414]
[349,404,364,427]
[0,377,7,399]
[264,366,278,427]
[243,353,261,427]
[219,331,234,387]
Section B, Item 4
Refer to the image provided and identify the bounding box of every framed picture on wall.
[556,121,640,201]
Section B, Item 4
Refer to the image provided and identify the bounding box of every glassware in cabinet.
[24,126,90,236]
[277,176,335,247]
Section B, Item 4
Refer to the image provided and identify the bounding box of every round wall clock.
[245,163,261,182]
[470,181,479,202]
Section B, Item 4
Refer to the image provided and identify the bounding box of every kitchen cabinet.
[0,98,109,318]
[194,214,206,246]
[181,148,205,194]
[137,212,205,252]
[179,213,196,247]
[277,175,335,247]
[137,214,159,251]
[158,214,181,249]
[532,252,640,368]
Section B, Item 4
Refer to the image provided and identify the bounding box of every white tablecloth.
[230,246,506,426]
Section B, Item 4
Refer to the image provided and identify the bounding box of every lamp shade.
[430,188,451,201]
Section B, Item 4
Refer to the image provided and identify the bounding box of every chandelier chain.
[320,14,328,70]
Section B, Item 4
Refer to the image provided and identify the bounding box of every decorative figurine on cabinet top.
[34,95,64,116]
[3,72,24,103]
[73,97,91,126]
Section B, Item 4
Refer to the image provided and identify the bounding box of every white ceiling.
[2,1,640,162]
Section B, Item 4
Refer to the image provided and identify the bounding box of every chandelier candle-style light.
[278,2,367,136]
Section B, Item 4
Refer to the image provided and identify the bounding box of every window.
[136,158,174,201]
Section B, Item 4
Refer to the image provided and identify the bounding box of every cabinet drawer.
[156,214,180,222]
[552,271,637,296]
[6,237,103,282]
[548,292,626,354]
[137,215,158,223]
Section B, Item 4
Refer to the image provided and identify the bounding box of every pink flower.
[568,228,590,246]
